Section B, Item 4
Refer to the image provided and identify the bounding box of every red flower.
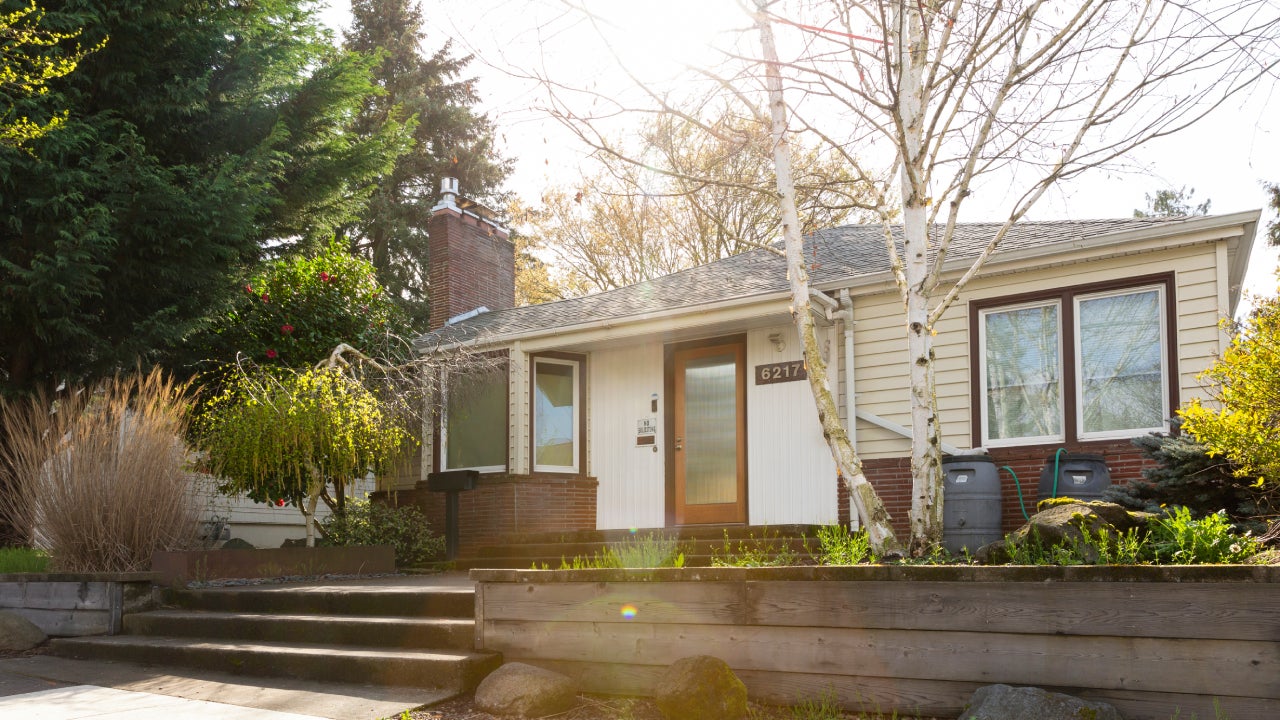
[276,498,286,507]
[319,271,331,282]
[266,349,278,359]
[280,324,294,335]
[261,293,270,303]
[244,284,253,294]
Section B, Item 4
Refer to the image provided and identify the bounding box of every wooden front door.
[673,342,747,525]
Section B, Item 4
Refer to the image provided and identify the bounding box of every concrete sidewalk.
[0,654,448,719]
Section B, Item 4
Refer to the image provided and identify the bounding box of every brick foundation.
[840,438,1153,535]
[373,474,598,557]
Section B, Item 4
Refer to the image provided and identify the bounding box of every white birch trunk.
[755,2,902,556]
[895,4,945,556]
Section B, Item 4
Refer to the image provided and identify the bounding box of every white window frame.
[440,366,508,474]
[532,356,581,474]
[1073,284,1169,442]
[978,298,1066,448]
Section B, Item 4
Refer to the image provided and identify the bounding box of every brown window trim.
[529,351,588,476]
[967,272,1178,449]
[433,352,511,475]
[663,334,748,527]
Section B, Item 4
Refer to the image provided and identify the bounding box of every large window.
[441,364,508,472]
[532,355,583,473]
[975,278,1171,447]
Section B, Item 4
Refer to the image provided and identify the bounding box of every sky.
[318,0,1280,303]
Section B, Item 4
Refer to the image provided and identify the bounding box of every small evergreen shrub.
[1107,425,1276,534]
[320,498,443,566]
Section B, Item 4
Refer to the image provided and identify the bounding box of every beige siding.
[852,241,1228,459]
[590,344,666,530]
[746,326,839,525]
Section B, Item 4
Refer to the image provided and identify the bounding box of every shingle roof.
[417,217,1190,347]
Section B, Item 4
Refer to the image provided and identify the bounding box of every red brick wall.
[373,474,598,557]
[427,206,515,331]
[839,439,1152,535]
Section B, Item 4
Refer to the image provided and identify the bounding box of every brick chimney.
[427,177,515,330]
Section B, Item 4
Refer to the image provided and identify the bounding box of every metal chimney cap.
[441,177,459,196]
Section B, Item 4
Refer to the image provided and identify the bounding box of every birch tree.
[543,0,1280,554]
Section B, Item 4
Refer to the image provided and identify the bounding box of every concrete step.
[51,635,500,692]
[160,586,475,618]
[124,610,475,650]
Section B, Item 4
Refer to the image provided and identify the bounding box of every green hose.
[1001,465,1031,521]
[1051,447,1066,500]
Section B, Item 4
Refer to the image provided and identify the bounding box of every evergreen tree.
[342,0,510,325]
[1133,186,1212,218]
[0,0,408,395]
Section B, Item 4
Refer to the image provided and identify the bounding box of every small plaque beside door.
[755,360,807,385]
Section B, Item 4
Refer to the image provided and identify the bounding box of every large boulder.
[961,684,1123,720]
[474,662,577,718]
[0,611,47,652]
[976,500,1154,564]
[654,655,748,720]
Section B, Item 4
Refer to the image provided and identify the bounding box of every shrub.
[319,497,443,566]
[1107,426,1276,534]
[0,369,200,572]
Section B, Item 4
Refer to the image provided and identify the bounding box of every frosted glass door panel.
[683,353,738,505]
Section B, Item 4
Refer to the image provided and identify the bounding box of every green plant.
[610,532,686,568]
[815,524,875,565]
[789,689,846,719]
[711,527,802,567]
[0,368,201,572]
[0,547,49,573]
[1146,506,1260,564]
[319,497,444,567]
[558,552,621,570]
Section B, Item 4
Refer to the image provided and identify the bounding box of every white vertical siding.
[746,326,839,525]
[590,343,666,529]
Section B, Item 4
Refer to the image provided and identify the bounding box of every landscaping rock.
[0,611,46,652]
[654,655,748,720]
[474,662,577,718]
[960,684,1123,720]
[976,501,1154,564]
[220,538,256,550]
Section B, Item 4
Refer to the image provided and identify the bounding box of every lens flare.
[620,604,638,620]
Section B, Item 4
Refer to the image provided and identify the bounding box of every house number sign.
[755,361,807,385]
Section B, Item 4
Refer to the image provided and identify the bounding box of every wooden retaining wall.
[0,573,156,636]
[472,566,1280,720]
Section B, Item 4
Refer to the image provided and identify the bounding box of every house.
[388,178,1261,554]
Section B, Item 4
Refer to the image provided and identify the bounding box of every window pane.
[985,304,1062,440]
[1079,289,1163,433]
[684,353,738,505]
[534,361,576,469]
[445,366,507,469]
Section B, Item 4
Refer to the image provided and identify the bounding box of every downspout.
[838,289,859,529]
[838,289,857,450]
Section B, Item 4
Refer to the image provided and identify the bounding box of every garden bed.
[151,544,395,586]
[0,572,157,636]
[472,565,1280,720]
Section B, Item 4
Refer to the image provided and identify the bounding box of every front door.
[673,342,747,524]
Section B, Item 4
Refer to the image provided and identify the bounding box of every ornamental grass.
[0,368,200,572]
